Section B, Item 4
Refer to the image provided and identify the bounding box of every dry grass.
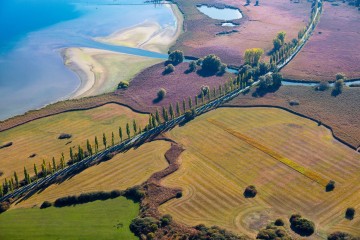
[0,104,149,184]
[282,1,360,81]
[159,108,360,238]
[13,140,170,209]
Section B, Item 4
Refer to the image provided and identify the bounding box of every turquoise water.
[197,5,242,21]
[0,0,174,120]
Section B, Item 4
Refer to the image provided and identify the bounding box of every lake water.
[0,0,174,120]
[197,5,242,21]
[221,22,238,27]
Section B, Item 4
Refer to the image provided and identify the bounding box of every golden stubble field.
[0,104,149,184]
[159,107,360,238]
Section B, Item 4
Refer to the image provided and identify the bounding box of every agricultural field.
[282,1,360,81]
[13,140,170,209]
[0,197,138,240]
[0,104,149,184]
[159,107,360,238]
[172,0,311,65]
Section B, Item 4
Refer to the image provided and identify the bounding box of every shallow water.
[197,5,242,21]
[221,22,237,27]
[0,0,174,120]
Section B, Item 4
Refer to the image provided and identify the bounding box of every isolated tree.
[333,80,344,94]
[118,127,123,142]
[164,64,175,74]
[126,123,131,139]
[95,136,99,153]
[168,50,184,65]
[103,133,107,149]
[345,207,355,220]
[111,132,115,146]
[202,54,222,73]
[157,88,166,100]
[188,61,196,72]
[244,48,264,66]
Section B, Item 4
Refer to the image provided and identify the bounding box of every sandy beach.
[62,48,162,99]
[63,4,183,99]
[94,4,184,54]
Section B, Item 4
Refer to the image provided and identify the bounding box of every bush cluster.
[123,186,145,203]
[257,223,291,240]
[168,50,184,65]
[118,81,129,89]
[163,64,175,74]
[191,224,246,240]
[130,217,159,237]
[244,185,257,198]
[345,207,355,220]
[328,231,357,240]
[289,214,315,236]
[326,180,336,192]
[54,190,122,207]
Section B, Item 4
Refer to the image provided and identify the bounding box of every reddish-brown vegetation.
[172,0,311,65]
[225,86,360,149]
[115,62,233,109]
[282,2,360,81]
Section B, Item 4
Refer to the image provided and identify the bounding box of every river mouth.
[196,5,243,21]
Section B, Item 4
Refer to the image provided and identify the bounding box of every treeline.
[40,186,144,209]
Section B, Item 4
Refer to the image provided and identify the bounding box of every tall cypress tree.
[95,136,99,153]
[133,120,137,135]
[103,133,107,149]
[48,162,52,175]
[87,139,92,156]
[14,171,19,188]
[119,127,123,143]
[155,109,160,124]
[151,114,156,128]
[52,157,56,172]
[176,102,181,116]
[34,163,38,179]
[42,160,47,177]
[195,96,198,106]
[111,132,115,146]
[169,104,174,119]
[126,123,130,139]
[188,97,192,109]
[182,99,186,112]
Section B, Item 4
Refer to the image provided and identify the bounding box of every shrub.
[289,99,299,106]
[130,217,159,237]
[315,81,329,91]
[168,50,184,65]
[164,64,175,74]
[257,224,291,240]
[328,231,356,240]
[200,85,210,96]
[184,109,196,122]
[333,79,344,94]
[336,73,346,81]
[289,214,315,236]
[176,191,183,198]
[0,142,13,149]
[188,61,197,72]
[244,185,257,198]
[118,81,129,89]
[274,219,285,226]
[124,186,145,202]
[58,133,72,139]
[345,207,355,220]
[40,201,52,209]
[326,180,336,192]
[218,63,227,75]
[201,54,222,73]
[157,88,167,100]
[160,214,173,226]
[0,201,10,213]
[193,225,245,240]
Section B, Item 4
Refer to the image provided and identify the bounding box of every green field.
[0,197,138,240]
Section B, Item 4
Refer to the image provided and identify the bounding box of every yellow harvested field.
[0,104,149,183]
[159,107,360,238]
[14,140,170,209]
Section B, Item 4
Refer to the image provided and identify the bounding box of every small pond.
[197,5,242,21]
[221,22,238,27]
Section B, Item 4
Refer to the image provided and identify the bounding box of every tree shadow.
[252,85,281,97]
[152,97,163,104]
[331,89,341,97]
[196,68,217,77]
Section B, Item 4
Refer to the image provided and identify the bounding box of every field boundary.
[219,105,359,151]
[207,118,329,186]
